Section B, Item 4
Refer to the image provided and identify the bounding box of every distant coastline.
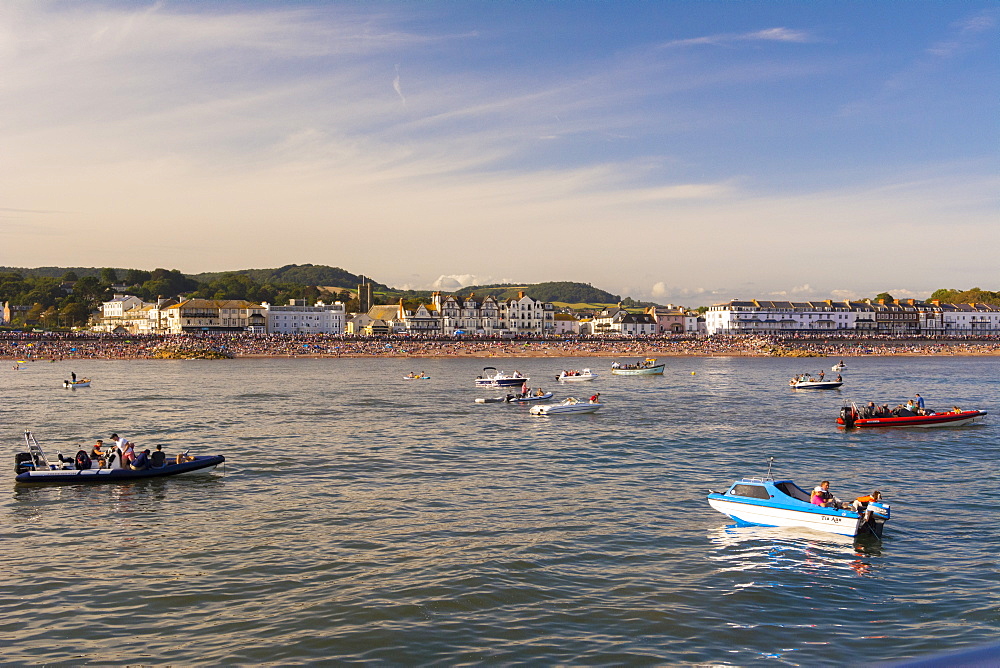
[3,333,1000,360]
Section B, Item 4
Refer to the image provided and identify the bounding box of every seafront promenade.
[3,332,1000,360]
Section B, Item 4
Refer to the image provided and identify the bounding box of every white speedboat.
[529,397,601,415]
[832,362,847,371]
[475,367,529,388]
[556,369,596,382]
[707,462,890,540]
[611,359,665,375]
[789,376,842,390]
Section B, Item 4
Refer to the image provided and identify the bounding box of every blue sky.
[1,1,996,305]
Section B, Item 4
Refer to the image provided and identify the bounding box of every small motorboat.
[556,368,597,382]
[838,403,987,429]
[707,460,890,540]
[832,362,847,371]
[789,375,842,390]
[529,397,601,415]
[403,373,430,380]
[476,392,554,404]
[14,431,225,484]
[63,378,91,388]
[506,391,553,403]
[610,358,665,375]
[475,367,529,387]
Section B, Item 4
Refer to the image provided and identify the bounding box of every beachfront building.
[499,292,554,336]
[162,299,267,334]
[263,300,346,335]
[115,298,178,334]
[429,293,503,335]
[551,312,580,335]
[704,299,1000,335]
[646,305,687,334]
[95,294,147,332]
[590,307,657,336]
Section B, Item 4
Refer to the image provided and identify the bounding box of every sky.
[1,1,997,306]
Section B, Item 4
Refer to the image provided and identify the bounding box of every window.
[730,484,771,499]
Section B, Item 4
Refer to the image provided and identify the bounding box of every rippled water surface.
[3,356,999,665]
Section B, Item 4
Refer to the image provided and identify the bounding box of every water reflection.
[707,525,881,578]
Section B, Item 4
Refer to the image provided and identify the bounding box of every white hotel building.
[263,300,346,335]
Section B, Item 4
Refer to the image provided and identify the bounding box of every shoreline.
[5,334,1000,360]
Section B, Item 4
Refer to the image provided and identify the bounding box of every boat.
[14,431,225,484]
[475,367,528,387]
[610,358,665,375]
[838,403,987,429]
[556,368,596,382]
[506,391,553,403]
[403,373,430,380]
[476,391,554,404]
[832,362,847,371]
[706,461,890,540]
[529,397,602,415]
[63,378,91,388]
[789,375,842,390]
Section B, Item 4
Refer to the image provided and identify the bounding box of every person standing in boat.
[71,372,77,383]
[915,394,925,412]
[818,370,825,381]
[589,392,600,403]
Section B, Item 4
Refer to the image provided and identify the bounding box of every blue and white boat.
[707,461,890,540]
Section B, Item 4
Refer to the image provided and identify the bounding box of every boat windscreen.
[774,482,811,502]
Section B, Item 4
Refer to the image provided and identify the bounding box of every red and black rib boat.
[838,404,987,429]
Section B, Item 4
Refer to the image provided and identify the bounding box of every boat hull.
[63,381,91,388]
[791,381,842,389]
[611,365,665,376]
[557,375,596,382]
[839,409,986,428]
[15,455,225,484]
[707,496,866,537]
[530,402,601,415]
[475,378,528,387]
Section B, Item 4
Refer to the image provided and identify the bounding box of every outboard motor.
[840,405,857,428]
[15,452,34,475]
[860,501,891,539]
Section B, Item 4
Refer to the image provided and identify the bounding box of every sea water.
[2,356,998,665]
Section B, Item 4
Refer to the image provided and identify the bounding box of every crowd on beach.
[3,331,1000,360]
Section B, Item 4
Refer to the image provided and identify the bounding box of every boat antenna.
[765,457,775,480]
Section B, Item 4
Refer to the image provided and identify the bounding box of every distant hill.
[191,264,387,290]
[455,281,621,304]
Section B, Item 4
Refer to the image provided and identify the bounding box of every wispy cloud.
[927,9,997,57]
[658,27,814,49]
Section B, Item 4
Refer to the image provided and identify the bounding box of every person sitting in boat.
[811,481,843,508]
[90,439,107,468]
[534,387,545,397]
[852,490,882,512]
[130,449,151,471]
[611,361,621,369]
[589,392,600,403]
[952,406,963,414]
[150,444,167,468]
[176,450,195,465]
[835,374,842,382]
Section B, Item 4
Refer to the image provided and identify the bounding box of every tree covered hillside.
[454,282,621,304]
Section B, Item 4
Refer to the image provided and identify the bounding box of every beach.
[4,332,1000,360]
